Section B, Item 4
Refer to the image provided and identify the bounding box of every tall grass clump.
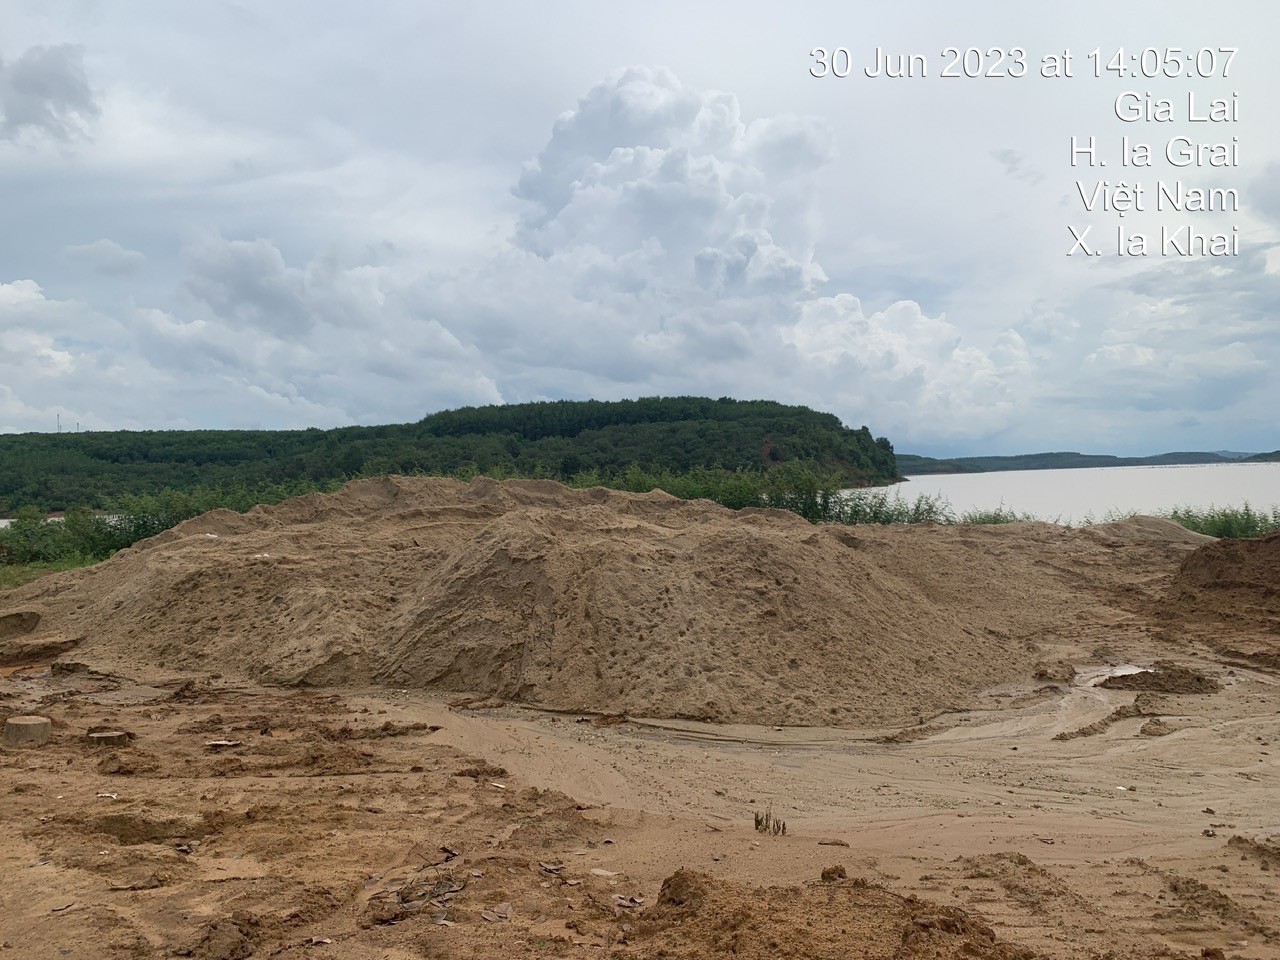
[835,489,953,524]
[1163,503,1280,538]
[959,504,1038,524]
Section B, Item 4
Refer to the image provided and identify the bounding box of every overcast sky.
[2,2,1277,456]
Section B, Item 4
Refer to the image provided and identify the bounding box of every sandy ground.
[0,649,1276,959]
[1,482,1277,958]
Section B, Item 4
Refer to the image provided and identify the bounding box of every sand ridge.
[0,476,1217,727]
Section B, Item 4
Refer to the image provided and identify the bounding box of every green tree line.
[0,397,897,513]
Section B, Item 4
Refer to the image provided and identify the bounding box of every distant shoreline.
[898,450,1273,476]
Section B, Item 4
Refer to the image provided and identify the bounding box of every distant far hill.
[1246,450,1280,462]
[0,397,898,512]
[897,450,1254,475]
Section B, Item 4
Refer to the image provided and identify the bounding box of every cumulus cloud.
[0,67,1040,439]
[512,67,829,296]
[1060,248,1280,418]
[168,238,505,421]
[182,238,324,336]
[1078,338,1267,413]
[427,66,1028,440]
[0,280,123,432]
[0,44,99,142]
[0,266,503,432]
[782,295,1026,439]
[3,57,1277,452]
[63,239,146,276]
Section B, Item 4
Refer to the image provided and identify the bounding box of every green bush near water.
[831,488,953,524]
[957,504,1041,524]
[1160,504,1280,538]
[0,480,343,567]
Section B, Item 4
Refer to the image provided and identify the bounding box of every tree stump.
[3,715,52,747]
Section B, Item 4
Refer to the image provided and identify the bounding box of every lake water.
[900,461,1280,523]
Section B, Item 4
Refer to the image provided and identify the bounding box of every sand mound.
[0,477,1207,727]
[1174,533,1280,611]
[1096,661,1220,694]
[639,869,1035,960]
[1082,515,1216,548]
[1162,533,1280,667]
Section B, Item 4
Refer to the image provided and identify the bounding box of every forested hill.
[897,450,1240,475]
[0,397,898,512]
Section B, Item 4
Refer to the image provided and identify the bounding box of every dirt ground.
[1,481,1277,958]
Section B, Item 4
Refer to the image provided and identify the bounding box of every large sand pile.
[1172,532,1280,626]
[0,477,1209,726]
[1163,532,1280,667]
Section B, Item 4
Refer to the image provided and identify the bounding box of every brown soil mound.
[0,477,1204,727]
[1167,534,1280,636]
[1160,534,1280,667]
[1097,661,1221,694]
[1227,834,1280,870]
[1177,532,1280,594]
[636,869,1037,960]
[1082,515,1216,548]
[1052,703,1144,741]
[1139,717,1175,737]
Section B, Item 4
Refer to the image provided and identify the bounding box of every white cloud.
[1083,343,1158,373]
[512,67,827,296]
[0,278,46,307]
[0,327,75,376]
[63,239,145,276]
[1077,337,1267,414]
[0,280,123,432]
[783,295,1023,439]
[1,12,1279,457]
[0,44,98,143]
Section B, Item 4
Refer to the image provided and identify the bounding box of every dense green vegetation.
[1162,504,1280,538]
[898,450,1241,475]
[813,495,1279,534]
[0,482,343,565]
[0,397,897,513]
